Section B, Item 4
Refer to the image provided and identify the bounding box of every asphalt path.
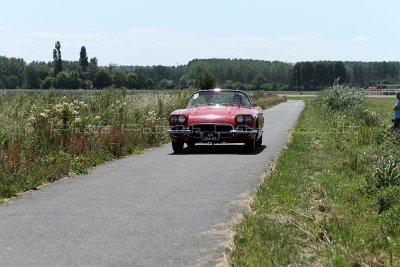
[0,100,304,267]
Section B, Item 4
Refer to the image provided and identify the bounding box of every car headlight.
[169,115,178,123]
[178,115,186,123]
[236,115,244,123]
[245,115,253,123]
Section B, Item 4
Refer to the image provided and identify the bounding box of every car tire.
[186,142,195,148]
[255,135,262,147]
[245,138,256,153]
[172,141,184,153]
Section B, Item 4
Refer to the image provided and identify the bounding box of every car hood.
[180,106,252,124]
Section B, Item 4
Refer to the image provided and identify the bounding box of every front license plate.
[202,132,220,141]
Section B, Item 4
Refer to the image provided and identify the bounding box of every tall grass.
[252,91,287,109]
[0,89,190,200]
[230,86,400,266]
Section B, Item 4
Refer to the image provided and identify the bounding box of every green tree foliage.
[93,68,112,89]
[25,61,52,89]
[0,56,26,89]
[187,59,292,90]
[158,79,175,89]
[126,73,137,89]
[195,72,217,89]
[40,76,55,89]
[53,41,62,76]
[253,74,267,89]
[2,49,400,90]
[136,74,147,89]
[292,61,349,89]
[55,70,81,89]
[113,72,127,88]
[88,57,98,81]
[178,75,190,88]
[79,46,89,73]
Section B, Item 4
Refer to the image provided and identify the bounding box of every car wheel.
[186,142,195,148]
[172,141,184,153]
[255,135,262,147]
[245,138,256,153]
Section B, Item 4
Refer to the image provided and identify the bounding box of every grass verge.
[252,91,287,109]
[230,86,399,266]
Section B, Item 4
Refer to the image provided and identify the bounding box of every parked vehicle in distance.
[167,89,264,153]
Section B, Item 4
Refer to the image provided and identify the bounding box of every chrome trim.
[230,129,257,134]
[167,129,191,134]
[189,123,234,133]
[168,123,258,135]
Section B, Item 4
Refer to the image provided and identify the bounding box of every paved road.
[0,100,304,267]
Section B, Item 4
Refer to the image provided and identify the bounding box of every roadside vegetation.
[0,89,190,202]
[0,89,286,202]
[252,91,287,109]
[230,86,400,266]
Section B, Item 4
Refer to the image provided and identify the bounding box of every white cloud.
[0,25,7,32]
[352,36,374,43]
[17,31,104,43]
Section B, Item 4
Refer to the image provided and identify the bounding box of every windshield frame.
[187,90,252,108]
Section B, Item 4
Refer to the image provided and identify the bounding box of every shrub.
[369,154,400,190]
[316,85,366,112]
[380,204,400,236]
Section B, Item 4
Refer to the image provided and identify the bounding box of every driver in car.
[203,93,213,104]
[232,94,243,105]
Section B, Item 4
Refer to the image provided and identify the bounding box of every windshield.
[188,91,251,107]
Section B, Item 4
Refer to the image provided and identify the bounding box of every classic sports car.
[167,89,264,153]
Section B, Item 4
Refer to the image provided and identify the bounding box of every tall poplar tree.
[53,41,62,76]
[79,46,89,73]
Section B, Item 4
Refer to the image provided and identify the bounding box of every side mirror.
[251,102,258,107]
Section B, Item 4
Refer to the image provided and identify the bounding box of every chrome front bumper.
[167,124,257,135]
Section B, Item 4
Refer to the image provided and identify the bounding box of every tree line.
[0,41,400,90]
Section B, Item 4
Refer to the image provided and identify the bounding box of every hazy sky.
[1,0,399,66]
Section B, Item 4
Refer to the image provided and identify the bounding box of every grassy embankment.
[230,86,400,266]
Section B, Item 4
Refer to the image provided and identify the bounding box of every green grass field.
[230,88,400,266]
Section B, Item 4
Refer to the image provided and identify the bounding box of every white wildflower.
[27,116,36,123]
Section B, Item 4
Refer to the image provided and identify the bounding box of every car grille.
[188,124,234,138]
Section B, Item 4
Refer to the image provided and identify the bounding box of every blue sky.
[0,0,399,66]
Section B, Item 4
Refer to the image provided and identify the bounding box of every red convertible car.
[167,89,264,153]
